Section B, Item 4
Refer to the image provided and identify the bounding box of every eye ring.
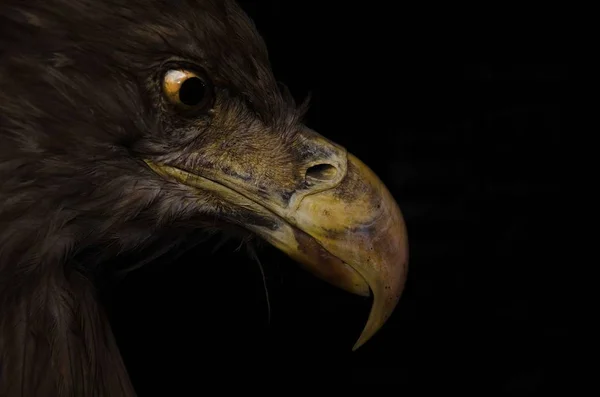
[162,68,214,112]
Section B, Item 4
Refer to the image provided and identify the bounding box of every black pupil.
[179,77,206,106]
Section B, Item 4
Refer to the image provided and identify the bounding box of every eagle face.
[0,0,408,351]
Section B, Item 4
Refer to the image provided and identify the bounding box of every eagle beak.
[145,129,408,350]
[258,152,409,350]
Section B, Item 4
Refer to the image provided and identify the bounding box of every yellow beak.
[145,128,408,350]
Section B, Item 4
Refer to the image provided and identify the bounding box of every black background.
[106,1,567,394]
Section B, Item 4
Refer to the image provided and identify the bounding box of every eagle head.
[0,0,408,394]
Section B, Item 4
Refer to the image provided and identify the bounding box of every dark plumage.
[0,0,408,395]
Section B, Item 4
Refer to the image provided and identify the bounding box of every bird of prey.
[0,0,408,395]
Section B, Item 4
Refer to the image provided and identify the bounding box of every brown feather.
[0,0,307,395]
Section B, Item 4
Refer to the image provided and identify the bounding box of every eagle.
[0,0,409,395]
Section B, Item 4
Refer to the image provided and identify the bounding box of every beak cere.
[145,128,409,350]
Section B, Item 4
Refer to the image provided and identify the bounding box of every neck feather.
[0,266,136,397]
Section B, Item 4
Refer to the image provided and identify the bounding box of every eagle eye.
[163,69,213,111]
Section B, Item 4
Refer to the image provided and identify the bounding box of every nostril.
[305,163,338,182]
